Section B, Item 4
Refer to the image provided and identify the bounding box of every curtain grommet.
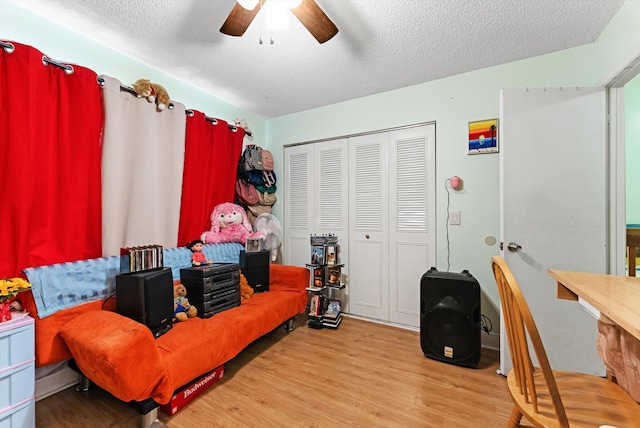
[1,41,15,53]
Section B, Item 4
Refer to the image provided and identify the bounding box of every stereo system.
[239,250,270,293]
[115,267,174,339]
[420,267,481,368]
[180,263,241,318]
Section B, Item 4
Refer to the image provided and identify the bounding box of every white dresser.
[0,314,35,428]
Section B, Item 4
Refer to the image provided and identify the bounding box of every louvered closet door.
[388,125,436,327]
[313,139,350,309]
[349,125,436,327]
[313,139,349,241]
[284,144,314,268]
[348,132,390,321]
[284,140,349,277]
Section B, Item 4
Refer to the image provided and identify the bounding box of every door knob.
[365,234,370,239]
[507,242,522,252]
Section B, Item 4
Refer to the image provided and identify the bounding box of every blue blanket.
[24,243,244,318]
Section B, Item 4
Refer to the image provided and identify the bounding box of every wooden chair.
[490,256,640,427]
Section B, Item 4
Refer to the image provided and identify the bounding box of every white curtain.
[100,75,186,256]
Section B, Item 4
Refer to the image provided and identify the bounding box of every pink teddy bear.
[201,202,255,245]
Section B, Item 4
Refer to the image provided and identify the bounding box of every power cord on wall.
[480,314,493,334]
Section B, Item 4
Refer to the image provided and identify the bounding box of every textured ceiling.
[11,0,624,119]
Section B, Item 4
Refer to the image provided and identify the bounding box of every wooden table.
[548,269,640,341]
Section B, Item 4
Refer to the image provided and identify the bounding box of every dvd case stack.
[310,234,339,266]
[307,293,324,329]
[322,299,342,329]
[120,245,164,273]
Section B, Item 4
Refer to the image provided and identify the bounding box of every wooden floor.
[36,316,522,427]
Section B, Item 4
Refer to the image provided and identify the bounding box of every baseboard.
[342,313,420,332]
[481,332,500,351]
[344,313,500,351]
[35,365,81,401]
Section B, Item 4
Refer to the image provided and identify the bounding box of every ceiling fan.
[220,0,339,44]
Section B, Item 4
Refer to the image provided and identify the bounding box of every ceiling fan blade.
[220,2,262,37]
[290,0,338,44]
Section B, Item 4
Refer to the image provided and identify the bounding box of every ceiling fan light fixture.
[277,0,303,9]
[221,0,338,44]
[263,2,290,30]
[237,0,259,10]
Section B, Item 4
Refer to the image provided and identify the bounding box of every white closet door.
[314,139,350,308]
[284,144,314,268]
[313,139,349,237]
[348,133,390,321]
[284,140,349,273]
[285,125,436,326]
[388,125,436,327]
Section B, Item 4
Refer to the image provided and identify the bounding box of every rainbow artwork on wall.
[468,119,498,154]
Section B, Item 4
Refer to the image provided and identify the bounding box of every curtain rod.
[4,44,251,138]
[185,110,251,137]
[42,55,74,74]
[3,40,74,74]
[96,77,251,137]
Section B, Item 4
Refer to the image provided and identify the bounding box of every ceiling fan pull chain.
[258,1,264,44]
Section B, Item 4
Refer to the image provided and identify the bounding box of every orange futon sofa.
[22,260,309,424]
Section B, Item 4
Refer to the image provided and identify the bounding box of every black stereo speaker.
[239,250,270,293]
[116,267,173,338]
[420,267,481,368]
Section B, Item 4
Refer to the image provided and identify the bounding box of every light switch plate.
[450,211,461,225]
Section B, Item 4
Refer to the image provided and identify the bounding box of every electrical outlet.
[450,211,461,225]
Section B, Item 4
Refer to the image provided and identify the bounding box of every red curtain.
[177,112,244,247]
[0,42,103,277]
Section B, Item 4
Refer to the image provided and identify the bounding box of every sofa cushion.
[60,310,173,403]
[21,291,116,367]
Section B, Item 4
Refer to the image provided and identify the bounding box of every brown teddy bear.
[239,274,254,300]
[173,282,197,322]
[132,78,171,112]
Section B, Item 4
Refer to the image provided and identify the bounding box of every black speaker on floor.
[239,250,270,293]
[420,267,481,368]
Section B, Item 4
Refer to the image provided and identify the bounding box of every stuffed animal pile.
[239,273,254,300]
[173,282,197,322]
[132,78,171,112]
[201,202,254,244]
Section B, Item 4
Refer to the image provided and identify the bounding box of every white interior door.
[499,87,607,376]
[348,132,390,321]
[388,125,436,327]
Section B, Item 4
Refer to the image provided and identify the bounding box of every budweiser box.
[159,365,224,416]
